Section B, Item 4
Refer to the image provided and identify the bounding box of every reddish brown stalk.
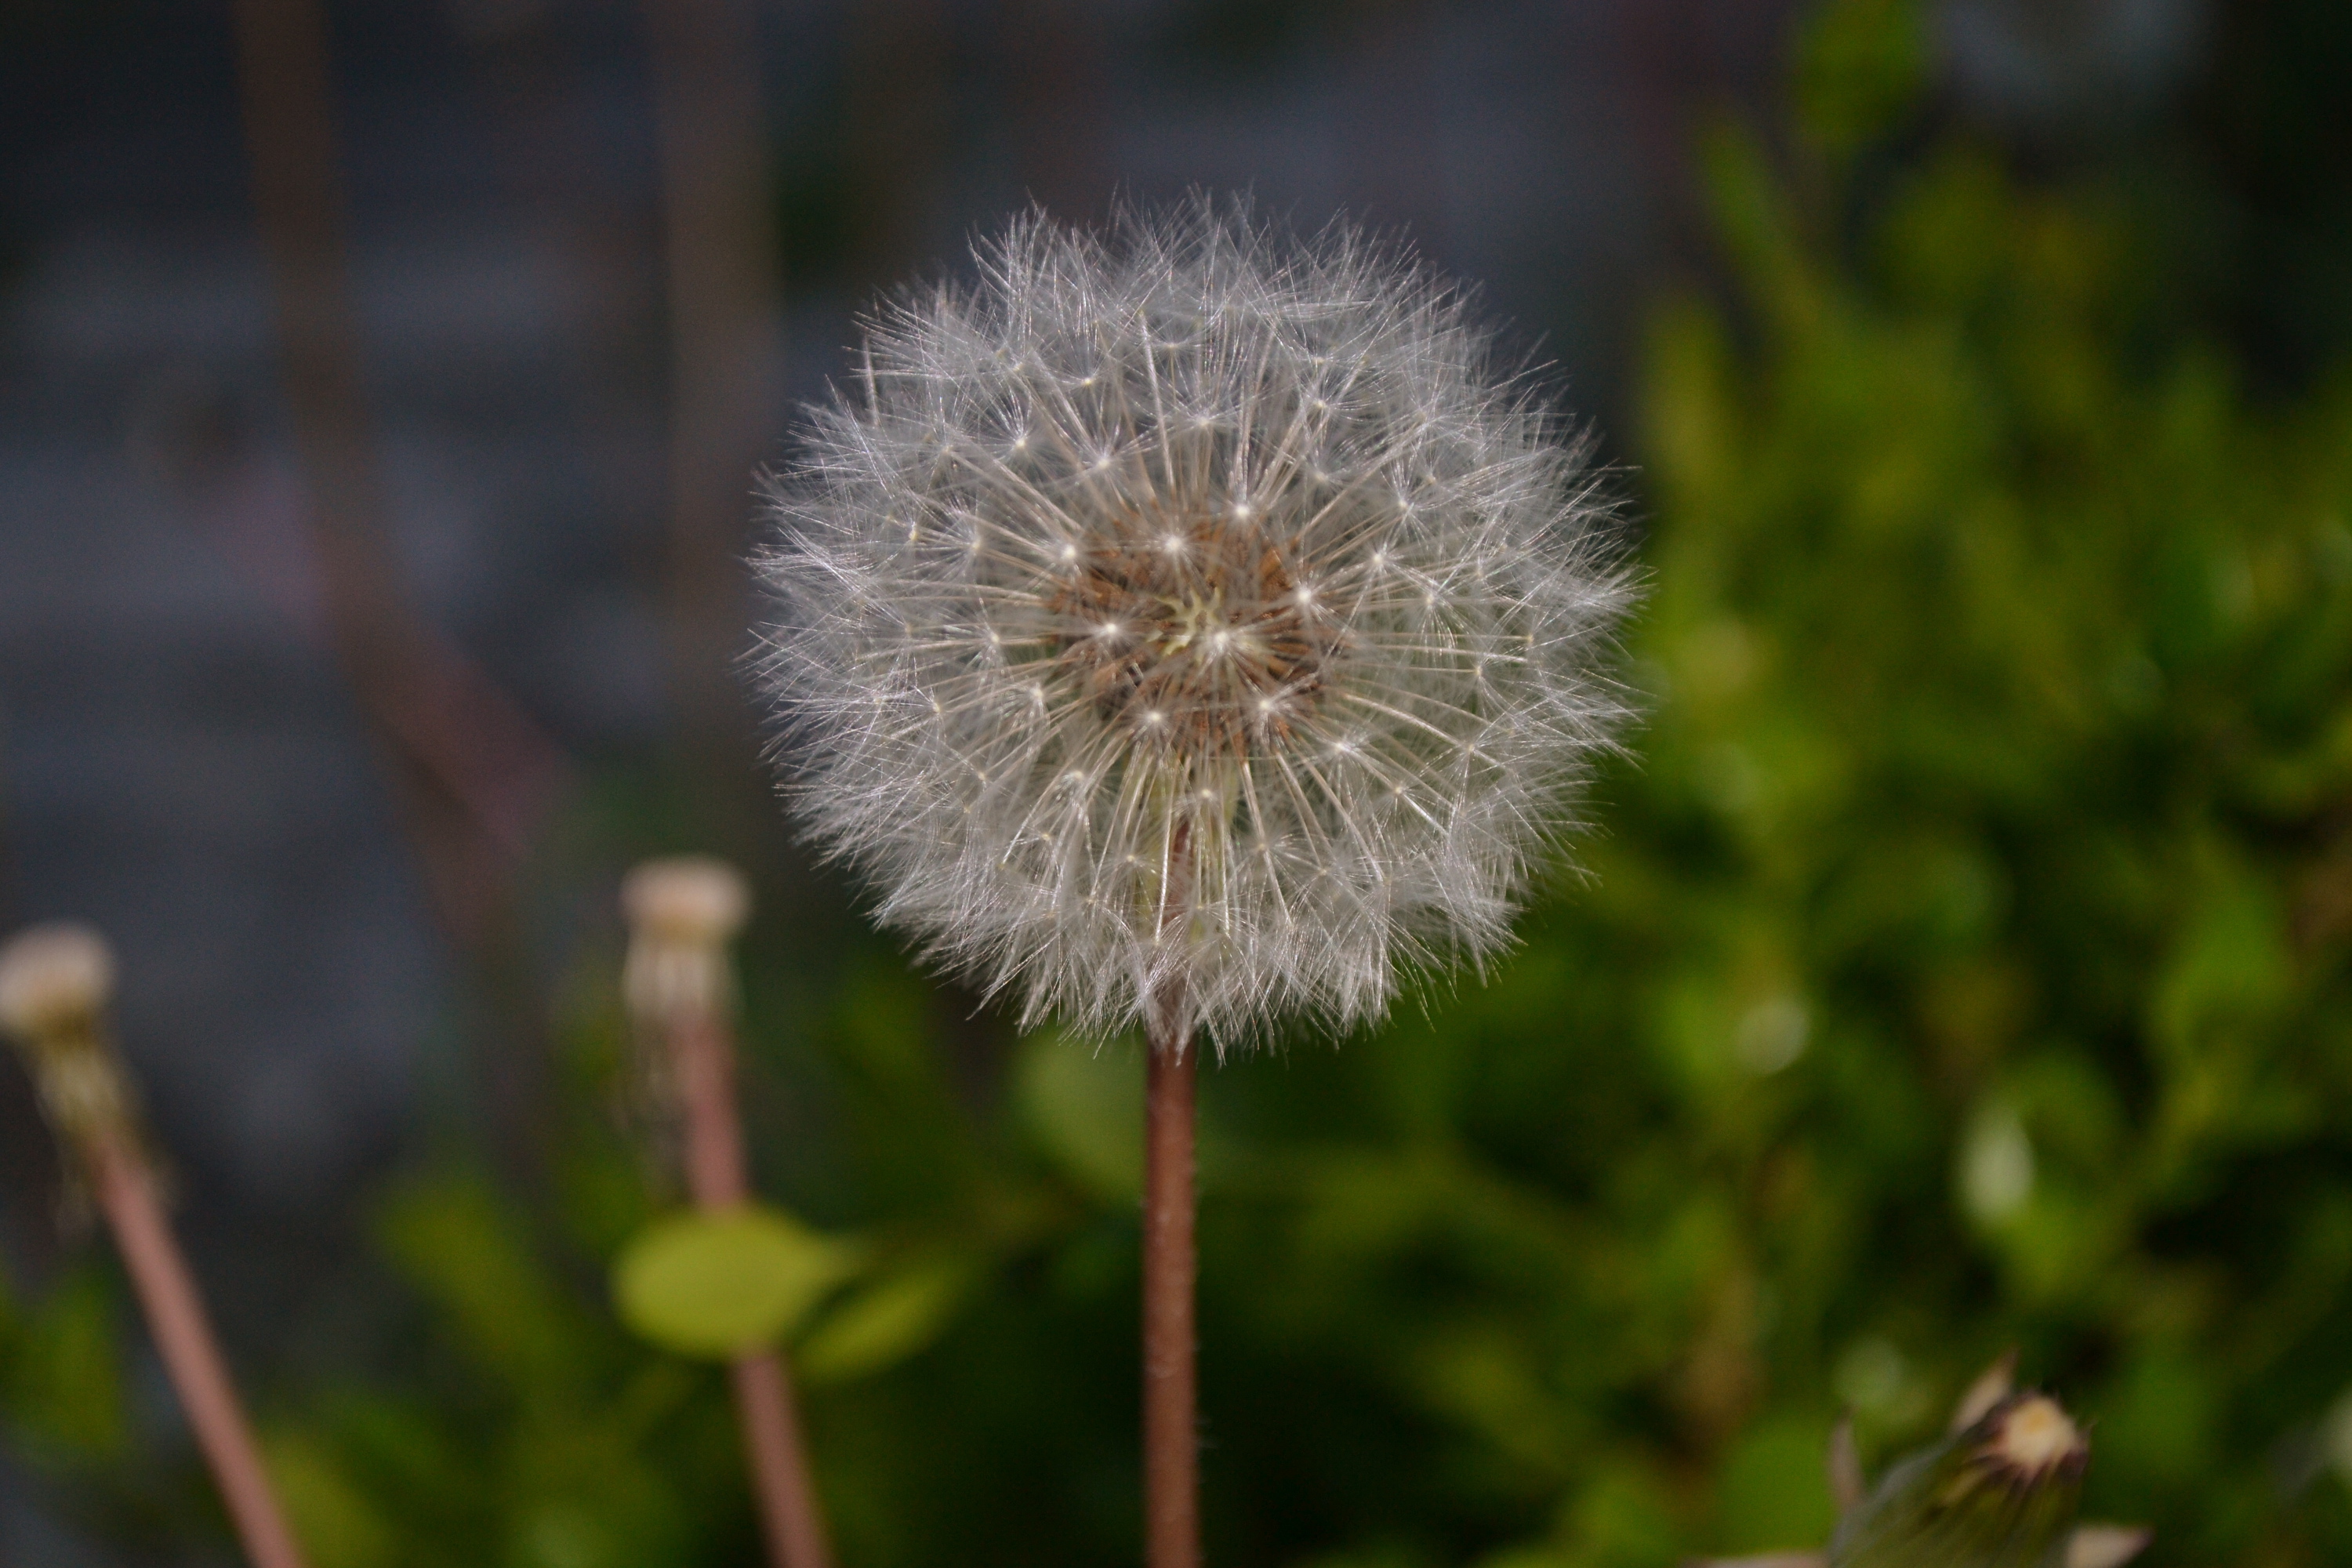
[668,1007,834,1568]
[1144,1029,1200,1568]
[89,1130,310,1568]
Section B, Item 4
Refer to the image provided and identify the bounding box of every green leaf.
[1717,1414,1839,1554]
[1554,1461,1688,1568]
[1014,1030,1144,1202]
[612,1207,866,1359]
[1791,0,1928,154]
[796,1250,982,1384]
[0,1266,127,1461]
[2149,851,2291,1059]
[264,1430,397,1568]
[379,1174,590,1388]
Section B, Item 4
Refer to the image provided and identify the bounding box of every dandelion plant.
[0,924,312,1568]
[757,199,1634,1566]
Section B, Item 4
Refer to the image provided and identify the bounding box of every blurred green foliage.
[9,2,2352,1563]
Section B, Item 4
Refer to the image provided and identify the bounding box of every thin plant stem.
[89,1129,310,1568]
[667,1007,834,1568]
[1143,1031,1200,1568]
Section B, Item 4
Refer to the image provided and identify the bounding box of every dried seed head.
[1830,1392,2091,1568]
[1693,1381,2146,1568]
[0,922,144,1163]
[757,199,1636,1048]
[622,857,752,1023]
[622,857,753,946]
[0,921,114,1043]
[1977,1396,2085,1485]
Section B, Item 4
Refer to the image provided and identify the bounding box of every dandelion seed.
[755,198,1636,1050]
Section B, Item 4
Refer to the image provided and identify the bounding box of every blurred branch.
[644,0,780,759]
[227,0,572,949]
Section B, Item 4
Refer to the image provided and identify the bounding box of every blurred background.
[2,0,2350,1563]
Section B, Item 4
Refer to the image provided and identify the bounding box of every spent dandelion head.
[622,855,753,1024]
[617,856,754,1184]
[0,920,114,1045]
[1825,1391,2098,1568]
[0,921,153,1194]
[1689,1366,2148,1568]
[756,198,1637,1051]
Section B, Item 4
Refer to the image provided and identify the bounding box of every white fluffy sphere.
[758,202,1635,1049]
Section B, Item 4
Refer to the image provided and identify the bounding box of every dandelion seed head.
[757,198,1636,1048]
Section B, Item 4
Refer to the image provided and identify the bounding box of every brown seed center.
[1049,506,1330,757]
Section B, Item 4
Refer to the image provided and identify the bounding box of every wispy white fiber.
[756,199,1635,1051]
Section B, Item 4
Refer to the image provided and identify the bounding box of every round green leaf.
[797,1252,980,1385]
[612,1207,865,1359]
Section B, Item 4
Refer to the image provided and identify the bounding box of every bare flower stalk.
[1142,1027,1199,1566]
[0,924,310,1568]
[621,858,832,1568]
[758,201,1636,1566]
[1142,834,1201,1568]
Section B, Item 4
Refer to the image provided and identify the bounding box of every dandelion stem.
[667,1007,834,1568]
[89,1128,310,1568]
[1143,1029,1200,1568]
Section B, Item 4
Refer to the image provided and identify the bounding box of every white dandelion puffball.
[757,202,1635,1050]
